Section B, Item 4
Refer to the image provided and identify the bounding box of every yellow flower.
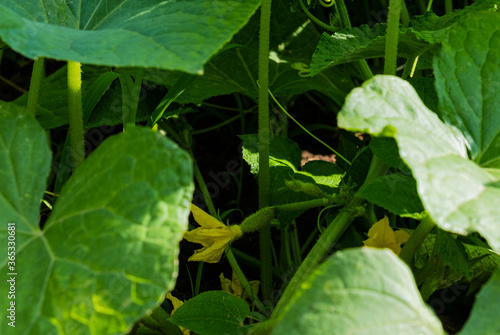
[363,216,410,255]
[184,204,243,263]
[220,271,260,302]
[166,293,190,335]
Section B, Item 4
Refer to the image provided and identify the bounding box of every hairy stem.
[336,0,373,80]
[258,0,273,301]
[384,0,402,75]
[399,215,436,265]
[67,60,84,168]
[27,57,45,117]
[275,198,330,213]
[270,157,388,320]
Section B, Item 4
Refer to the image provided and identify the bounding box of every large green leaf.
[170,291,249,335]
[434,12,500,167]
[357,173,425,217]
[310,24,429,76]
[410,0,500,44]
[272,248,443,335]
[0,102,51,229]
[338,75,500,252]
[0,0,260,73]
[310,0,500,76]
[119,0,355,105]
[414,233,500,292]
[459,269,500,335]
[0,123,193,334]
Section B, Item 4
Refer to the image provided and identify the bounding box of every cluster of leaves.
[0,0,500,334]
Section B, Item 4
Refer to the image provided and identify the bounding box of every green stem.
[121,68,144,131]
[416,0,427,13]
[290,222,302,265]
[232,248,282,278]
[282,224,293,268]
[27,57,45,117]
[400,0,410,26]
[271,197,365,319]
[275,198,330,213]
[192,162,217,216]
[384,0,402,75]
[399,215,436,265]
[226,248,266,312]
[191,155,263,310]
[444,0,453,14]
[195,262,203,296]
[271,157,388,320]
[335,0,351,29]
[402,55,419,79]
[67,60,84,168]
[298,0,337,32]
[258,0,273,301]
[426,0,434,12]
[247,319,279,335]
[336,0,373,81]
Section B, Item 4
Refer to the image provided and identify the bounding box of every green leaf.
[119,0,355,105]
[0,0,261,73]
[357,173,425,217]
[414,233,500,290]
[310,0,500,76]
[410,0,500,44]
[301,160,343,193]
[0,102,51,228]
[310,24,429,76]
[341,146,372,193]
[272,248,443,335]
[407,77,439,113]
[459,269,500,335]
[437,229,472,279]
[369,137,411,175]
[434,12,500,167]
[339,75,500,252]
[240,134,342,222]
[170,291,249,335]
[0,126,194,334]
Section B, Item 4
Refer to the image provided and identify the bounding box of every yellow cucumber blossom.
[363,216,410,255]
[184,204,243,263]
[166,293,190,335]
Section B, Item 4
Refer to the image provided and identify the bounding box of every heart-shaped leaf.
[434,12,500,167]
[272,248,443,335]
[0,113,193,334]
[0,102,51,228]
[338,74,500,252]
[0,0,261,73]
[170,291,249,335]
[458,269,500,335]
